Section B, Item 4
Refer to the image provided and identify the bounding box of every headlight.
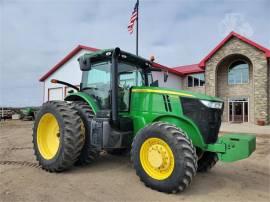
[200,100,223,109]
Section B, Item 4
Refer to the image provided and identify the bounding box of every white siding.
[152,72,182,90]
[43,49,92,102]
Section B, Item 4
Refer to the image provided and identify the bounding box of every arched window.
[228,60,249,84]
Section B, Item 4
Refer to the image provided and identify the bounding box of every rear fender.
[64,92,99,114]
[154,115,206,148]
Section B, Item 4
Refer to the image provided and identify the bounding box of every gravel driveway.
[0,121,269,202]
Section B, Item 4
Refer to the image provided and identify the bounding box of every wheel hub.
[148,148,162,168]
[140,137,175,180]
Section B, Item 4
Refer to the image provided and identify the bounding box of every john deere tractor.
[33,48,256,193]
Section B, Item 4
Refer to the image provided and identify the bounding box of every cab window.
[118,62,144,111]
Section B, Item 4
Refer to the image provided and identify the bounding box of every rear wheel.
[131,122,197,193]
[33,101,84,172]
[197,151,218,172]
[73,101,99,165]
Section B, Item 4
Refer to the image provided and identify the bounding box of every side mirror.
[164,71,168,82]
[78,55,91,71]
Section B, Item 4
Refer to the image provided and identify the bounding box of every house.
[173,32,270,124]
[39,32,270,124]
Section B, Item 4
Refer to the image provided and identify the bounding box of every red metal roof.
[39,46,181,81]
[39,45,99,81]
[172,64,204,75]
[199,31,270,68]
[152,62,184,76]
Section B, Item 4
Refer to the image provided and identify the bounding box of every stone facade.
[268,59,270,123]
[183,36,269,124]
[215,54,254,122]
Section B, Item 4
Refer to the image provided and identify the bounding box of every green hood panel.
[132,86,223,102]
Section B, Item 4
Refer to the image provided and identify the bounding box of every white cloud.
[218,13,254,38]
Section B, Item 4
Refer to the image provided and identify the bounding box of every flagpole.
[136,0,139,56]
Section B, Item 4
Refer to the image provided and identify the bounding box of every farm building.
[39,32,270,124]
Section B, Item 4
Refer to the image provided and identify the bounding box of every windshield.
[82,61,111,109]
[81,61,147,110]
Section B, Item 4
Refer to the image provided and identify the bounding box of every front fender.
[154,115,206,148]
[64,92,99,114]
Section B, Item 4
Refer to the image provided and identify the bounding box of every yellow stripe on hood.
[132,89,194,97]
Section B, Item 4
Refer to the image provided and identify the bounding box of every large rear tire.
[73,101,99,165]
[33,101,84,172]
[131,122,197,193]
[197,151,218,172]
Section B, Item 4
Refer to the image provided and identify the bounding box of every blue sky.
[0,0,269,107]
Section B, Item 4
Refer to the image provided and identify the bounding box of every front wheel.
[131,122,197,193]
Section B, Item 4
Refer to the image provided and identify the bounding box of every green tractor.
[33,48,256,193]
[20,107,39,121]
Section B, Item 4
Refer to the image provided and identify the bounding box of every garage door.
[48,87,63,101]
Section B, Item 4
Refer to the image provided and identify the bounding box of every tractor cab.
[77,48,167,125]
[79,49,152,111]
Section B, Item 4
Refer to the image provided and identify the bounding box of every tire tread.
[33,101,84,172]
[73,101,99,165]
[131,121,198,193]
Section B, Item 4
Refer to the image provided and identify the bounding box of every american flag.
[127,2,138,34]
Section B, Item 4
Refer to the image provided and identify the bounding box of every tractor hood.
[132,87,223,102]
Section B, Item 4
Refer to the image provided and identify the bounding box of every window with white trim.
[187,73,205,87]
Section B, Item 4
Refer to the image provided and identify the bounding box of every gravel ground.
[0,120,269,202]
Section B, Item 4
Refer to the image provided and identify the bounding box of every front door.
[229,98,248,123]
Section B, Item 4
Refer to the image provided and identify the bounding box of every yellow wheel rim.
[37,113,60,160]
[140,137,175,180]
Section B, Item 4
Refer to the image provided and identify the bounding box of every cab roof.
[79,48,152,69]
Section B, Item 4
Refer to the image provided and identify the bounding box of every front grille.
[181,97,223,144]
